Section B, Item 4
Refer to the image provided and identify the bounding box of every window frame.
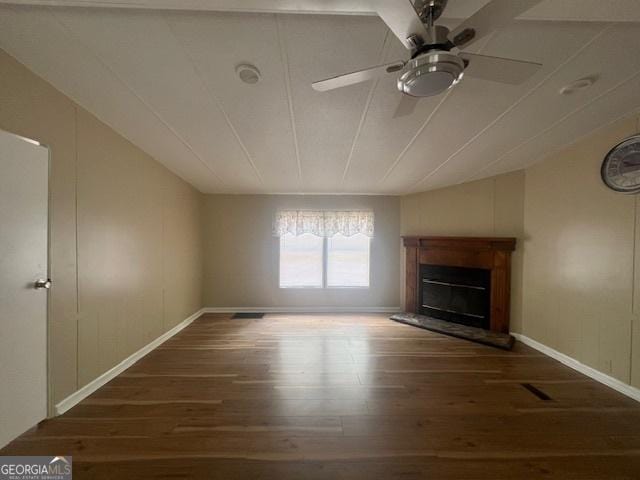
[278,233,370,290]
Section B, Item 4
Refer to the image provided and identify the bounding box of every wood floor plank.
[2,313,639,479]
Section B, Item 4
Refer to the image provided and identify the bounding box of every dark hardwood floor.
[3,313,640,479]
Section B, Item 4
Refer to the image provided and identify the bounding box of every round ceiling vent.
[236,64,261,84]
[559,76,596,95]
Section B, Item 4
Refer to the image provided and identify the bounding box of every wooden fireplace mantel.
[402,236,516,333]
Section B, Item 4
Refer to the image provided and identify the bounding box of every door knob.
[34,278,51,290]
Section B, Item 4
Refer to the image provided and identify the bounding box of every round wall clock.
[601,135,640,193]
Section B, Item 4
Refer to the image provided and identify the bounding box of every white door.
[0,130,49,448]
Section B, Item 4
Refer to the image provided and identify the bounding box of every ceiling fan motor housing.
[398,50,465,97]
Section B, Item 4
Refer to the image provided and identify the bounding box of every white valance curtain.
[273,210,374,238]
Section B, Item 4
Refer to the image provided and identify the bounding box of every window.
[279,233,323,288]
[327,233,370,287]
[279,233,370,289]
[275,209,373,289]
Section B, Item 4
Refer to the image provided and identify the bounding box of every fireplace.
[420,264,490,329]
[403,236,516,333]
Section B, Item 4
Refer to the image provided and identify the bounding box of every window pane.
[327,233,370,287]
[279,233,323,288]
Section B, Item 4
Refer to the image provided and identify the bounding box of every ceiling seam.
[275,13,303,190]
[492,178,496,235]
[466,68,640,182]
[511,110,640,183]
[378,32,495,187]
[407,22,613,192]
[6,2,640,22]
[481,102,640,184]
[5,2,380,16]
[378,89,452,185]
[47,7,227,189]
[632,193,638,384]
[340,28,391,186]
[163,14,265,187]
[196,188,400,195]
[633,194,638,316]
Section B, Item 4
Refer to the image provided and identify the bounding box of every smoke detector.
[236,64,261,84]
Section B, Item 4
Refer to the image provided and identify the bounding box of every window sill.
[326,286,370,290]
[279,286,323,289]
[278,286,370,290]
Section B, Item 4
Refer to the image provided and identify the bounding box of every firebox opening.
[419,264,491,330]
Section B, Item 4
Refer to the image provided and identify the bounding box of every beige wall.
[400,171,526,332]
[202,195,401,309]
[400,114,640,390]
[0,49,203,404]
[522,114,640,388]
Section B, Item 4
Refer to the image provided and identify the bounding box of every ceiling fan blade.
[449,0,543,48]
[461,53,541,85]
[373,0,432,49]
[312,61,405,92]
[393,95,420,118]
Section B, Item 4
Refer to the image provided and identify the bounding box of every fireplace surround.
[403,236,516,333]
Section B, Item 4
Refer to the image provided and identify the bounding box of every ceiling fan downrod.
[408,0,455,57]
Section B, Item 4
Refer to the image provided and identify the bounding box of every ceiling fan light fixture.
[398,51,464,97]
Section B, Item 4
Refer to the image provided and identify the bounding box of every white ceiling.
[5,0,640,22]
[1,1,640,194]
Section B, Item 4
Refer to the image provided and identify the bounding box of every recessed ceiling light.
[236,64,261,84]
[559,76,597,95]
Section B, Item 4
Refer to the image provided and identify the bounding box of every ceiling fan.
[311,0,543,117]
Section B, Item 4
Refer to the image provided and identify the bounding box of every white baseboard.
[54,308,205,415]
[511,332,640,403]
[202,306,401,314]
